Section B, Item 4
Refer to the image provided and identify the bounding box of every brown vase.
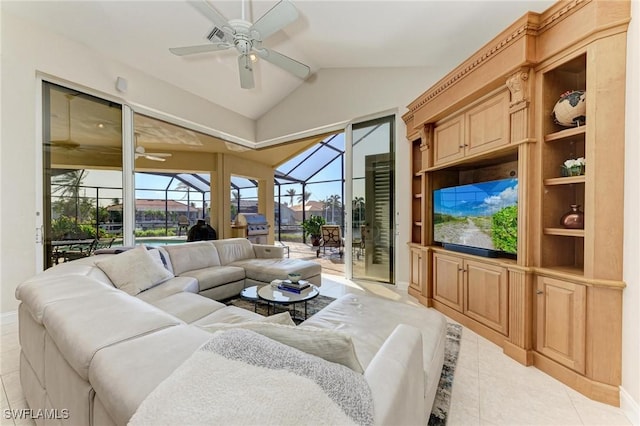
[561,204,584,229]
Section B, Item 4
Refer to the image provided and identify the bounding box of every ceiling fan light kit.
[170,0,310,89]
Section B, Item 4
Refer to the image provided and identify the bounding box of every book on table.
[278,282,310,294]
[281,279,310,290]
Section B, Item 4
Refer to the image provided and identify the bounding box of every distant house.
[275,203,296,225]
[106,199,203,230]
[289,201,325,223]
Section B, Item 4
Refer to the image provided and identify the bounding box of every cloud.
[481,184,518,213]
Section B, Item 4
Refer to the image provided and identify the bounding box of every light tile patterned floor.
[0,273,632,426]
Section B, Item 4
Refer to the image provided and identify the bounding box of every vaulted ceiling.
[4,0,555,120]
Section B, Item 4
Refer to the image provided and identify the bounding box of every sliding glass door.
[347,115,395,284]
[42,82,124,268]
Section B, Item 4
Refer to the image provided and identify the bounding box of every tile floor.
[0,273,632,426]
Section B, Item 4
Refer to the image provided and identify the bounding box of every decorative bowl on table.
[287,273,301,283]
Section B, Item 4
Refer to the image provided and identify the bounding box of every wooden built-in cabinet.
[536,276,586,374]
[403,0,629,406]
[433,251,509,336]
[434,91,511,167]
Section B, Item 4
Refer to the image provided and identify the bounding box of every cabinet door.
[433,116,464,166]
[433,252,464,311]
[536,276,586,373]
[463,260,509,335]
[465,92,509,156]
[409,247,423,291]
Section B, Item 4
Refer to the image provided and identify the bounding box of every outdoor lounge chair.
[317,225,344,258]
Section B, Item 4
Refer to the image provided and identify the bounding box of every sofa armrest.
[364,324,426,426]
[252,244,284,259]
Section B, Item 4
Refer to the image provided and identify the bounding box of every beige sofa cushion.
[163,242,221,275]
[42,291,181,380]
[95,246,173,296]
[180,265,245,292]
[212,238,255,265]
[89,325,212,426]
[198,321,363,373]
[231,258,321,282]
[147,292,226,323]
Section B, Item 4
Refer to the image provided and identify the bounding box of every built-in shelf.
[544,126,586,143]
[544,176,586,186]
[538,265,585,278]
[544,228,585,237]
[414,172,423,177]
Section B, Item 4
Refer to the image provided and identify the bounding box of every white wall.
[0,11,254,313]
[622,0,640,421]
[256,67,448,287]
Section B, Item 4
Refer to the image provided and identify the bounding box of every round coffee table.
[258,282,319,321]
[239,286,260,312]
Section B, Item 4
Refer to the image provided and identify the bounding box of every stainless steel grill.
[235,213,270,244]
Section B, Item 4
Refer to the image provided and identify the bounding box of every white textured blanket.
[128,329,374,426]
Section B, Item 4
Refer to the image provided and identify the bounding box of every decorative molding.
[409,23,537,114]
[506,69,530,108]
[407,0,591,117]
[537,0,590,34]
[420,124,434,150]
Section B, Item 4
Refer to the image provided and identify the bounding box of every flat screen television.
[433,178,518,257]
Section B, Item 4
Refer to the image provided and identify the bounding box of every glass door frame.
[344,109,398,283]
[35,76,136,271]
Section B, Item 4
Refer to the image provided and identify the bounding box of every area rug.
[225,294,336,321]
[428,323,462,426]
[227,297,462,424]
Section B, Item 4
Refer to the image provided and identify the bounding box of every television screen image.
[433,178,518,255]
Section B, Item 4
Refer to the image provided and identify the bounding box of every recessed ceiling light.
[96,123,105,129]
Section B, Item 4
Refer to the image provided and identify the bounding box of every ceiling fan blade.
[169,43,230,56]
[251,0,299,41]
[256,48,310,79]
[238,55,255,89]
[188,0,232,34]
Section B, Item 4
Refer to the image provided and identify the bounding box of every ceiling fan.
[170,0,310,89]
[135,134,172,162]
[50,94,83,150]
[50,94,120,156]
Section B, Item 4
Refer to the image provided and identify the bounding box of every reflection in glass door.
[42,83,123,269]
[350,116,395,283]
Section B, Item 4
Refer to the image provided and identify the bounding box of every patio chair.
[95,237,116,250]
[63,239,97,262]
[317,225,344,258]
[177,215,190,236]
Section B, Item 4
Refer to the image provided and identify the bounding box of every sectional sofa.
[109,238,322,300]
[15,241,447,425]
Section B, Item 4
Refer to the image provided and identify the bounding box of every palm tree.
[297,191,311,205]
[328,194,341,223]
[52,169,87,223]
[286,188,296,207]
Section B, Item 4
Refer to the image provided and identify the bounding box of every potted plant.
[301,215,326,246]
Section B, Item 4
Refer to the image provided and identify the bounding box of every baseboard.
[620,386,640,425]
[396,280,409,291]
[1,310,18,325]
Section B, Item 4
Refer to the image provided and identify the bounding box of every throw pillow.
[198,321,363,373]
[96,245,174,296]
